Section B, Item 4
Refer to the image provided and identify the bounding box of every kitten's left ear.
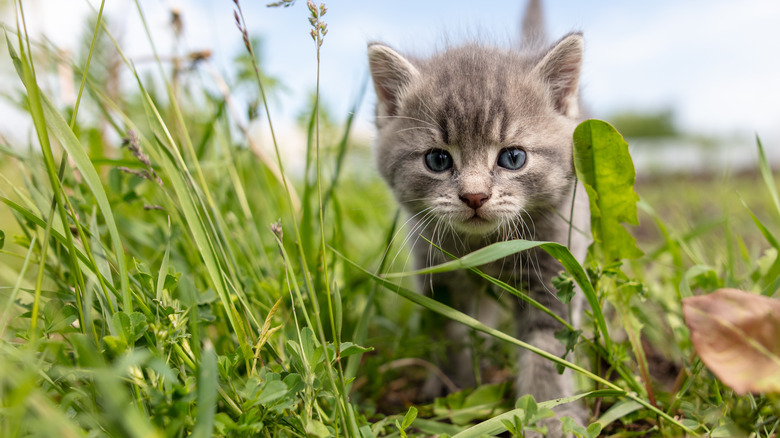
[368,43,420,120]
[532,33,584,118]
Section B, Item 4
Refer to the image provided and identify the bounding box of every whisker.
[376,114,440,130]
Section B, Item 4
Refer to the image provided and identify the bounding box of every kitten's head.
[368,34,584,237]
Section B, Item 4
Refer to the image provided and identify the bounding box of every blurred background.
[1,0,779,175]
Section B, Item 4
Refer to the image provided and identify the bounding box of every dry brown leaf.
[682,288,780,395]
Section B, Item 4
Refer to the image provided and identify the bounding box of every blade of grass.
[308,6,355,434]
[233,3,353,434]
[7,14,111,337]
[155,217,172,302]
[10,6,126,318]
[0,197,115,295]
[202,61,301,211]
[0,234,37,338]
[70,0,105,128]
[383,238,610,351]
[40,91,130,310]
[94,2,262,340]
[192,345,218,438]
[739,195,780,250]
[138,90,252,362]
[395,235,648,396]
[322,76,367,208]
[344,209,401,387]
[757,135,780,218]
[738,195,780,294]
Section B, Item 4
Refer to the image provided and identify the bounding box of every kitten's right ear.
[531,33,584,118]
[368,43,419,119]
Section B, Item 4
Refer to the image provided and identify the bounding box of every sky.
[3,0,780,160]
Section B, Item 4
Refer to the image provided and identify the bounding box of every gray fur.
[368,7,590,431]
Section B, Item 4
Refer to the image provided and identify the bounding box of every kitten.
[368,0,590,428]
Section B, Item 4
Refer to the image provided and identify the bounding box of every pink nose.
[459,192,490,210]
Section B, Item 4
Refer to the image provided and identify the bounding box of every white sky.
[3,0,780,151]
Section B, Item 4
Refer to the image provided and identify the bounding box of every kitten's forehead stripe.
[424,50,522,147]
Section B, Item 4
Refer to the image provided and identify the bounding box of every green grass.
[1,2,779,437]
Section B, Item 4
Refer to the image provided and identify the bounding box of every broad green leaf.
[43,302,78,333]
[552,272,575,304]
[339,342,373,358]
[0,230,4,250]
[300,326,317,366]
[573,120,643,262]
[560,417,587,438]
[500,418,519,435]
[305,418,330,438]
[586,423,602,438]
[561,417,602,438]
[102,335,127,354]
[711,421,748,438]
[401,406,418,430]
[683,288,780,395]
[112,312,132,342]
[255,380,289,405]
[128,312,148,342]
[515,394,537,415]
[111,311,148,344]
[554,327,582,373]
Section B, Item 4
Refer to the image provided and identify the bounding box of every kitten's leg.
[420,270,501,396]
[444,275,503,388]
[515,248,586,431]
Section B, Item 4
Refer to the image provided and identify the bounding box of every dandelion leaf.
[573,120,643,262]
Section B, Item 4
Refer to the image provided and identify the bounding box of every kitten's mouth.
[454,213,498,235]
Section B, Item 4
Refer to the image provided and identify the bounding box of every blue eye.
[424,149,453,172]
[497,148,526,170]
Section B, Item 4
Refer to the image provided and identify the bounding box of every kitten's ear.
[532,33,584,118]
[368,43,419,119]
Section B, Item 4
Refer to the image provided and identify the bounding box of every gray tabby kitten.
[367,0,589,426]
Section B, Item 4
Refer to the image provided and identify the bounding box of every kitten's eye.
[497,148,527,170]
[424,149,453,172]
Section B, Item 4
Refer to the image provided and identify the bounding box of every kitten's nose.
[459,192,490,210]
